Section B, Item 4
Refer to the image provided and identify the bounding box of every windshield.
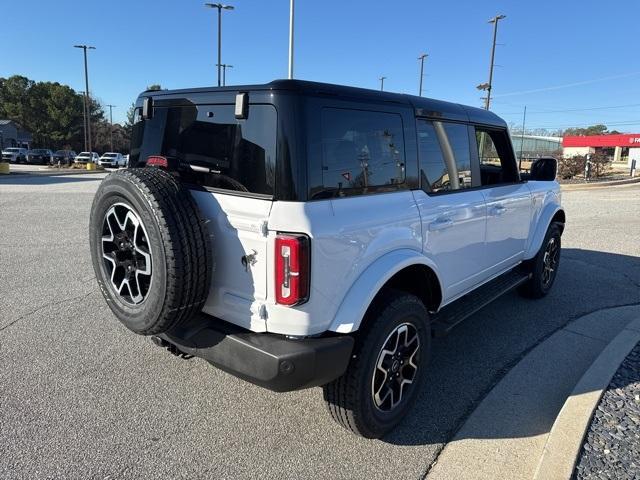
[4,148,20,153]
[31,149,49,154]
[131,103,276,196]
[103,153,117,157]
[77,152,90,156]
[55,150,69,155]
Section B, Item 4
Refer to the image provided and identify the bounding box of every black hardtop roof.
[143,79,506,127]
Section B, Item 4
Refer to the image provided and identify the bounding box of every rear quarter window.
[310,107,406,199]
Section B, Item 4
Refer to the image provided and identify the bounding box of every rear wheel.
[519,222,562,299]
[323,291,430,438]
[89,168,212,335]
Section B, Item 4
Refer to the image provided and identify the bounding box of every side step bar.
[431,269,531,337]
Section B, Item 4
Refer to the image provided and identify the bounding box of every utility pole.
[288,0,295,79]
[107,104,116,151]
[217,64,233,86]
[204,3,234,87]
[74,45,95,153]
[379,76,386,91]
[418,53,428,97]
[478,14,506,110]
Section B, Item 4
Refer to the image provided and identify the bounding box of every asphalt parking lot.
[0,173,639,480]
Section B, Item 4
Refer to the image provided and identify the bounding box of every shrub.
[558,154,586,179]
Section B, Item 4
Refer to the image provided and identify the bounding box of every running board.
[431,269,531,337]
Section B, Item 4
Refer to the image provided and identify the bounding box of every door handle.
[489,205,507,216]
[429,217,454,231]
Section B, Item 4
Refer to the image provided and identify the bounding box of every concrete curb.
[533,317,640,480]
[426,305,640,480]
[561,177,640,191]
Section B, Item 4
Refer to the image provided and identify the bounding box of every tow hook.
[150,336,194,359]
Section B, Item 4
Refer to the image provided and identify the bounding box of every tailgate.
[191,190,272,332]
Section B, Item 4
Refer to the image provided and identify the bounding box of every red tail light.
[275,234,310,306]
[146,155,168,168]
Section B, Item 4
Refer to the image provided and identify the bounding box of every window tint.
[131,103,276,196]
[475,128,518,186]
[417,120,473,192]
[315,108,405,197]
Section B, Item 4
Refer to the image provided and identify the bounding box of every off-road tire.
[89,167,212,335]
[518,222,562,299]
[323,290,430,439]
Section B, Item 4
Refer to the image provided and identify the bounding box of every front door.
[474,127,532,276]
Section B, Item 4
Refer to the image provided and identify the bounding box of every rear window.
[131,103,276,196]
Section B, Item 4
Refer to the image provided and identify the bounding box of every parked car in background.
[98,152,126,168]
[27,149,53,164]
[74,152,99,164]
[52,150,77,165]
[1,147,28,163]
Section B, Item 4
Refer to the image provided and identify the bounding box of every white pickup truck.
[89,80,565,438]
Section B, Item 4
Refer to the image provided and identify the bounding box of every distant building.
[0,120,32,149]
[562,133,640,166]
[510,134,562,158]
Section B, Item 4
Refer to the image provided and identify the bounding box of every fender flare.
[328,249,442,334]
[524,203,565,260]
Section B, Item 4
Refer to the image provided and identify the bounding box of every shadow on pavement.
[382,248,640,446]
[0,173,104,186]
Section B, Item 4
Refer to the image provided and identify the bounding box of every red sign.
[562,134,640,148]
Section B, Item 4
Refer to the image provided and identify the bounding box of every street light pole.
[204,3,234,87]
[418,53,428,97]
[288,0,295,79]
[74,45,95,153]
[483,14,506,110]
[79,90,87,152]
[379,76,386,91]
[217,64,233,86]
[107,104,116,151]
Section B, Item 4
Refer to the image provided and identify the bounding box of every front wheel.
[323,291,430,438]
[519,222,562,299]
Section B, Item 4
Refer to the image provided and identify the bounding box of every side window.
[475,128,519,186]
[417,119,473,192]
[316,108,405,198]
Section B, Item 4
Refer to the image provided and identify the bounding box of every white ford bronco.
[90,80,564,438]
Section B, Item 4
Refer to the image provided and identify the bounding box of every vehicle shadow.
[381,248,640,446]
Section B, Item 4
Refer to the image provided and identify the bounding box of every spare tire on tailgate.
[89,167,212,335]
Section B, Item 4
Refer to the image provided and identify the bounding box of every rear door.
[130,101,278,332]
[474,127,532,275]
[413,119,488,302]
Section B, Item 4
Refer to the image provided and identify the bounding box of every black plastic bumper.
[156,315,354,392]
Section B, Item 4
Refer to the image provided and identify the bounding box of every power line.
[495,102,640,115]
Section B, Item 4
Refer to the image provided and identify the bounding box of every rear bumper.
[156,314,354,392]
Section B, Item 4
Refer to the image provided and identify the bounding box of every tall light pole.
[79,90,87,152]
[74,45,95,152]
[288,0,295,79]
[217,64,233,86]
[204,3,234,87]
[418,53,428,97]
[478,14,506,110]
[379,76,386,91]
[106,104,116,151]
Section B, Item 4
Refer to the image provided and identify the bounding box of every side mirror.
[142,96,154,120]
[530,156,557,181]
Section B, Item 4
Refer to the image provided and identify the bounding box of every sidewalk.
[426,305,640,480]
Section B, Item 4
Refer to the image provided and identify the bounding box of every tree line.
[0,75,131,153]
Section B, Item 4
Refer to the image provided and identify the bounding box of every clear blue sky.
[2,0,639,132]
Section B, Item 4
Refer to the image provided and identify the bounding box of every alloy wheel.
[371,322,420,412]
[542,237,559,287]
[101,203,152,305]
